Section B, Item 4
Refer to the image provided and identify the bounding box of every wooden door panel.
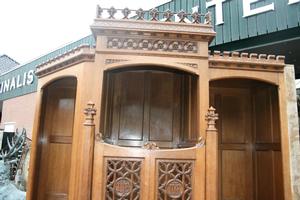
[255,151,274,200]
[211,87,252,200]
[46,143,72,198]
[211,81,284,200]
[254,88,273,143]
[37,78,76,200]
[274,151,284,200]
[51,97,75,137]
[221,150,249,200]
[220,94,249,144]
[271,89,281,143]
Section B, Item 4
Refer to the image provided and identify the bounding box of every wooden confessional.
[27,7,293,200]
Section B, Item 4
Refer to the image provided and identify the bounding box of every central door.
[101,68,198,148]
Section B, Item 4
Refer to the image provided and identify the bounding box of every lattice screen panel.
[156,160,194,200]
[104,158,142,200]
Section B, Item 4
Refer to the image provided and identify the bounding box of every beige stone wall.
[285,65,300,200]
[1,92,36,139]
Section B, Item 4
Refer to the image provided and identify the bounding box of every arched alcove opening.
[35,77,77,199]
[209,78,284,200]
[100,66,199,148]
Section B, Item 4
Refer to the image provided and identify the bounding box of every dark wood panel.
[219,144,247,151]
[255,151,274,200]
[51,96,75,137]
[119,72,145,141]
[254,88,272,143]
[271,87,281,143]
[255,143,281,151]
[182,75,198,144]
[149,72,174,142]
[103,69,198,148]
[274,151,284,200]
[220,94,249,144]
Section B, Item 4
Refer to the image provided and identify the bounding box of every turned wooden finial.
[84,101,96,126]
[205,106,218,131]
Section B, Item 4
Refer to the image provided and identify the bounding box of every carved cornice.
[176,62,198,68]
[105,59,129,65]
[35,45,95,77]
[209,51,285,72]
[107,37,198,53]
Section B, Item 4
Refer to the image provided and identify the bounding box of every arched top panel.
[209,76,278,86]
[41,76,77,90]
[209,70,280,86]
[103,60,200,76]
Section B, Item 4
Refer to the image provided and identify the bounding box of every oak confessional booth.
[27,7,294,200]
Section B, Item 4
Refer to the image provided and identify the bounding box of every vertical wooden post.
[205,106,219,200]
[79,101,96,199]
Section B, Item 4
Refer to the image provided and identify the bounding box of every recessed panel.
[149,72,174,142]
[221,150,248,200]
[118,72,145,140]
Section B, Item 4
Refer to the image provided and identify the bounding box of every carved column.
[205,106,219,200]
[79,102,96,199]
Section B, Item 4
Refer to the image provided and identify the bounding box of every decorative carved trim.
[208,50,285,72]
[105,59,128,65]
[176,62,198,68]
[196,136,205,148]
[205,106,218,131]
[84,102,96,126]
[104,158,142,199]
[204,11,212,25]
[157,160,194,199]
[107,37,198,53]
[96,7,207,24]
[95,132,104,142]
[142,142,159,150]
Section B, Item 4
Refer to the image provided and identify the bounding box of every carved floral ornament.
[107,38,198,53]
[96,6,211,24]
[142,142,159,150]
